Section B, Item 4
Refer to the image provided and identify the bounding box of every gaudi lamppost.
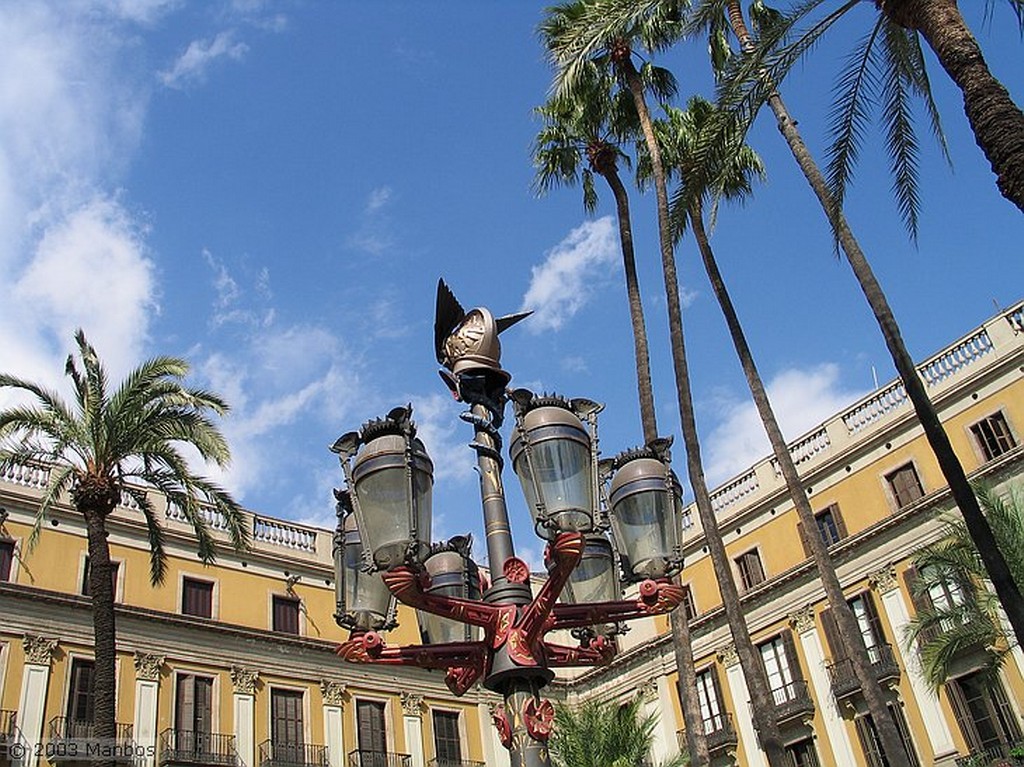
[331,281,686,767]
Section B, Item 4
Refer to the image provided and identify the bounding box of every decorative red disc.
[523,698,555,741]
[503,557,530,584]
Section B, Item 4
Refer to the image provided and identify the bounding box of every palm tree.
[703,0,1024,663]
[741,0,1024,214]
[533,60,662,445]
[906,485,1023,690]
[0,330,249,757]
[534,55,711,767]
[550,695,688,767]
[541,4,791,765]
[650,96,912,767]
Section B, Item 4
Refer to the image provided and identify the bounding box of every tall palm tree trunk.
[614,50,789,767]
[728,0,1024,688]
[602,168,660,445]
[882,0,1024,211]
[690,200,910,767]
[602,166,710,766]
[84,509,117,767]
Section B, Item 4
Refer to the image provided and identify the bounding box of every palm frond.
[124,487,168,585]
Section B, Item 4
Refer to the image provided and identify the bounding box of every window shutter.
[177,675,196,732]
[854,716,884,767]
[819,608,847,663]
[861,591,887,644]
[902,566,933,614]
[945,680,982,752]
[833,505,848,539]
[195,678,213,735]
[781,630,804,681]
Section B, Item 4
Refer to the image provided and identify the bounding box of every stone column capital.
[400,692,424,718]
[869,566,899,594]
[23,635,58,666]
[320,680,347,708]
[231,666,260,695]
[789,605,817,634]
[716,643,740,668]
[133,652,165,682]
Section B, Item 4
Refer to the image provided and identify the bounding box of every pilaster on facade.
[716,643,740,669]
[321,680,347,767]
[868,566,899,595]
[231,666,259,767]
[230,665,260,695]
[133,652,164,767]
[17,635,58,767]
[22,635,57,666]
[400,693,425,767]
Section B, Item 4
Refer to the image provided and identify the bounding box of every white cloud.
[159,31,249,90]
[521,217,619,332]
[345,187,397,256]
[365,186,392,214]
[702,364,869,487]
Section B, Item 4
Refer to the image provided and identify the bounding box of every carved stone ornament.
[320,680,347,707]
[230,666,259,695]
[717,643,740,668]
[23,635,58,666]
[636,679,658,703]
[869,565,899,594]
[133,652,164,681]
[789,605,816,634]
[400,692,424,717]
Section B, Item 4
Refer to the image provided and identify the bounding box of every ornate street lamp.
[419,535,483,644]
[332,489,397,632]
[331,281,687,767]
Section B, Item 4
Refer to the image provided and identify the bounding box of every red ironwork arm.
[543,637,616,667]
[547,579,685,631]
[516,532,585,643]
[382,566,513,634]
[334,633,488,696]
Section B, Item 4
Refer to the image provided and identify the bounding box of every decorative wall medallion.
[716,643,740,668]
[522,698,555,742]
[320,680,347,707]
[133,652,164,681]
[869,565,898,594]
[23,635,58,666]
[789,605,816,634]
[230,666,259,694]
[400,692,423,717]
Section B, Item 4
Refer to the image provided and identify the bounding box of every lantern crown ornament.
[434,279,530,388]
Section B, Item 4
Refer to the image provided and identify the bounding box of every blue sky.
[1,0,1021,569]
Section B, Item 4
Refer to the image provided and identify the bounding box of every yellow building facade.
[0,301,1022,767]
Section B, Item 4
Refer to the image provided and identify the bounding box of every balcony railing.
[0,710,18,759]
[258,741,329,767]
[954,739,1024,766]
[677,712,738,755]
[426,760,485,767]
[827,643,902,700]
[47,717,135,762]
[769,679,815,725]
[161,729,238,766]
[347,751,412,767]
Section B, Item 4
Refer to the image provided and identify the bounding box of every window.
[66,658,95,736]
[432,710,461,765]
[759,635,797,704]
[271,689,305,763]
[182,578,213,618]
[971,412,1016,461]
[786,738,820,767]
[175,675,213,753]
[814,505,846,547]
[947,671,1023,754]
[355,700,387,762]
[81,558,120,599]
[735,549,765,591]
[694,668,724,733]
[681,584,697,622]
[886,464,924,508]
[0,540,13,581]
[849,593,886,663]
[272,596,300,634]
[855,705,920,767]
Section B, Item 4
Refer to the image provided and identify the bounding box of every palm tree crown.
[0,329,249,582]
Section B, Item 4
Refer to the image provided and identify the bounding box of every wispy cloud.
[159,31,249,90]
[702,364,868,487]
[346,186,397,256]
[521,217,619,333]
[365,186,392,214]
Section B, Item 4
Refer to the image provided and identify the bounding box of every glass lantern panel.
[516,439,593,534]
[344,542,392,630]
[613,489,674,578]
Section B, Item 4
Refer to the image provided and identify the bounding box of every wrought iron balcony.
[677,712,738,756]
[769,679,815,725]
[0,710,18,759]
[347,750,412,767]
[426,760,485,767]
[161,729,238,766]
[258,741,329,767]
[46,716,135,762]
[827,642,902,701]
[954,739,1024,767]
